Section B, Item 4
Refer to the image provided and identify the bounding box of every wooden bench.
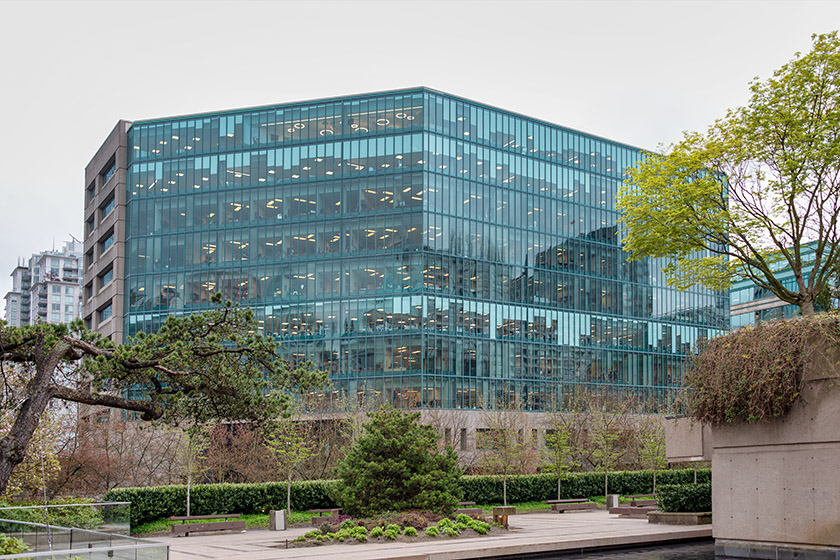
[547,498,590,504]
[624,494,658,507]
[308,508,341,526]
[458,501,476,506]
[546,499,597,513]
[552,502,597,512]
[492,506,516,528]
[632,499,657,507]
[608,505,658,518]
[455,507,483,517]
[170,514,245,536]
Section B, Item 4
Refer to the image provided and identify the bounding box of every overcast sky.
[1,0,838,294]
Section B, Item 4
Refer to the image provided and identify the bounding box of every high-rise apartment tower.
[4,240,83,327]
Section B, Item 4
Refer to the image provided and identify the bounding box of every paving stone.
[153,510,712,560]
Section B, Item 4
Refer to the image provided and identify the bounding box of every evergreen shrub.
[335,408,462,516]
[656,483,712,512]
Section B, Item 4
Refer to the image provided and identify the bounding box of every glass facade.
[731,285,800,328]
[730,243,820,328]
[123,88,728,411]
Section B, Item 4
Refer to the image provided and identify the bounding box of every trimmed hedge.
[107,468,711,528]
[105,480,339,528]
[459,474,556,504]
[656,483,712,512]
[458,468,710,504]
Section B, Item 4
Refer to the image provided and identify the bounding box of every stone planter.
[647,511,712,525]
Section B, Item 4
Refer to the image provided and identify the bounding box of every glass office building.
[730,243,819,328]
[116,88,728,411]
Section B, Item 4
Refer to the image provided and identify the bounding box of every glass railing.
[0,517,167,560]
[0,503,130,536]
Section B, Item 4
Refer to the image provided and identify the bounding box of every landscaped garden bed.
[109,408,712,542]
[116,470,710,534]
[281,512,496,547]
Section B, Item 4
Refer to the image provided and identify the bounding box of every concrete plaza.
[155,510,712,560]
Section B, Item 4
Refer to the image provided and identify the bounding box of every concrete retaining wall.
[711,342,840,548]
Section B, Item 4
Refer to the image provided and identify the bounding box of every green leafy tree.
[335,407,462,516]
[0,294,327,496]
[541,414,579,500]
[618,32,840,316]
[175,424,210,517]
[265,402,316,514]
[636,420,667,492]
[590,414,627,497]
[477,405,537,506]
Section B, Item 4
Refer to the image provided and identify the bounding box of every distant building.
[729,244,824,328]
[4,240,84,326]
[4,265,29,327]
[730,281,800,328]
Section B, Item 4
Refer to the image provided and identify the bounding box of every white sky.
[1,0,838,294]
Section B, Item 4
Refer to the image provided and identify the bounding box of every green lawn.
[474,496,617,514]
[133,511,313,536]
[133,499,612,536]
[474,500,552,514]
[588,495,641,506]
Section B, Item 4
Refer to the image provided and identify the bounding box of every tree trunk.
[604,471,609,497]
[801,298,815,316]
[286,473,291,515]
[0,339,66,496]
[186,436,194,518]
[503,477,507,506]
[557,476,562,500]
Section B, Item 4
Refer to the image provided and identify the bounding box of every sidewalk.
[155,510,712,560]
